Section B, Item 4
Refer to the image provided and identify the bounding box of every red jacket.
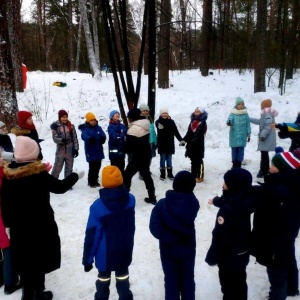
[0,166,9,249]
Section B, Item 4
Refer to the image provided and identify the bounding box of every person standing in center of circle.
[155,108,185,181]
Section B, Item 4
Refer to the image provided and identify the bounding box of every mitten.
[89,137,96,144]
[73,150,79,158]
[61,138,69,144]
[260,136,265,141]
[226,120,232,126]
[247,137,250,142]
[179,140,185,146]
[84,265,93,272]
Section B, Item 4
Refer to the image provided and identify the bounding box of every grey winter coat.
[249,107,278,151]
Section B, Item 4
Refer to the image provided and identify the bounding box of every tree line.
[0,0,299,126]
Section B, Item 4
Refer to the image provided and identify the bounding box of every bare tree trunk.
[79,0,101,78]
[7,0,22,92]
[157,0,171,89]
[200,0,212,76]
[91,0,100,67]
[68,0,74,71]
[0,1,18,127]
[254,0,267,93]
[75,16,83,72]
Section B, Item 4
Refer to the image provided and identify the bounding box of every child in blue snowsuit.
[149,171,200,300]
[83,166,135,300]
[78,112,106,187]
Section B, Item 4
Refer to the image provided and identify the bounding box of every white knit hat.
[14,136,39,162]
[139,103,149,111]
[0,121,5,128]
[159,107,169,115]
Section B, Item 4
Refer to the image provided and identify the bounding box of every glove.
[44,162,52,172]
[5,228,10,239]
[73,150,79,158]
[89,137,96,144]
[61,138,69,144]
[84,265,93,272]
[247,137,250,142]
[179,140,185,146]
[226,120,232,126]
[260,137,265,141]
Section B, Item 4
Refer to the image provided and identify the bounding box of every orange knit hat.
[261,99,272,110]
[102,166,123,188]
[85,112,97,122]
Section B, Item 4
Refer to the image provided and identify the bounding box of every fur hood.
[3,161,47,180]
[10,126,31,136]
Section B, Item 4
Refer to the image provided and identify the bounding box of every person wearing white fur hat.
[155,108,185,180]
[182,107,208,183]
[0,136,84,300]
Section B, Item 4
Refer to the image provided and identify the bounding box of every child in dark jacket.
[205,168,255,300]
[108,110,127,175]
[50,110,79,179]
[11,111,44,160]
[149,171,200,300]
[78,112,106,187]
[155,108,185,180]
[251,149,300,299]
[271,112,300,151]
[183,106,208,183]
[0,121,13,154]
[82,166,135,300]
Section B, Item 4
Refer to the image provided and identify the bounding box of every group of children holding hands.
[1,98,300,300]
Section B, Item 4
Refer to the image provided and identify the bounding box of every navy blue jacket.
[107,119,127,160]
[251,170,300,268]
[82,186,135,271]
[149,190,199,258]
[78,122,106,162]
[205,188,255,270]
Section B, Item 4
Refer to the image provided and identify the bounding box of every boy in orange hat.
[83,166,135,300]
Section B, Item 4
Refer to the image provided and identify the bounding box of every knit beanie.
[224,168,252,192]
[139,104,149,111]
[195,106,205,113]
[102,166,123,188]
[14,136,39,163]
[109,110,120,119]
[261,99,272,110]
[85,112,97,122]
[271,152,300,171]
[235,97,244,106]
[127,108,143,121]
[18,111,32,127]
[159,107,169,115]
[58,110,68,120]
[0,121,5,128]
[173,171,196,193]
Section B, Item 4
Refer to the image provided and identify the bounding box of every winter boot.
[116,275,133,300]
[4,280,22,295]
[144,190,157,205]
[196,162,204,183]
[35,290,53,300]
[21,286,35,300]
[167,167,175,180]
[159,168,166,181]
[95,277,111,300]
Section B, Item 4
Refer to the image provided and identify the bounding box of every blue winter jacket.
[82,186,135,271]
[149,190,199,258]
[78,122,106,162]
[107,119,127,160]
